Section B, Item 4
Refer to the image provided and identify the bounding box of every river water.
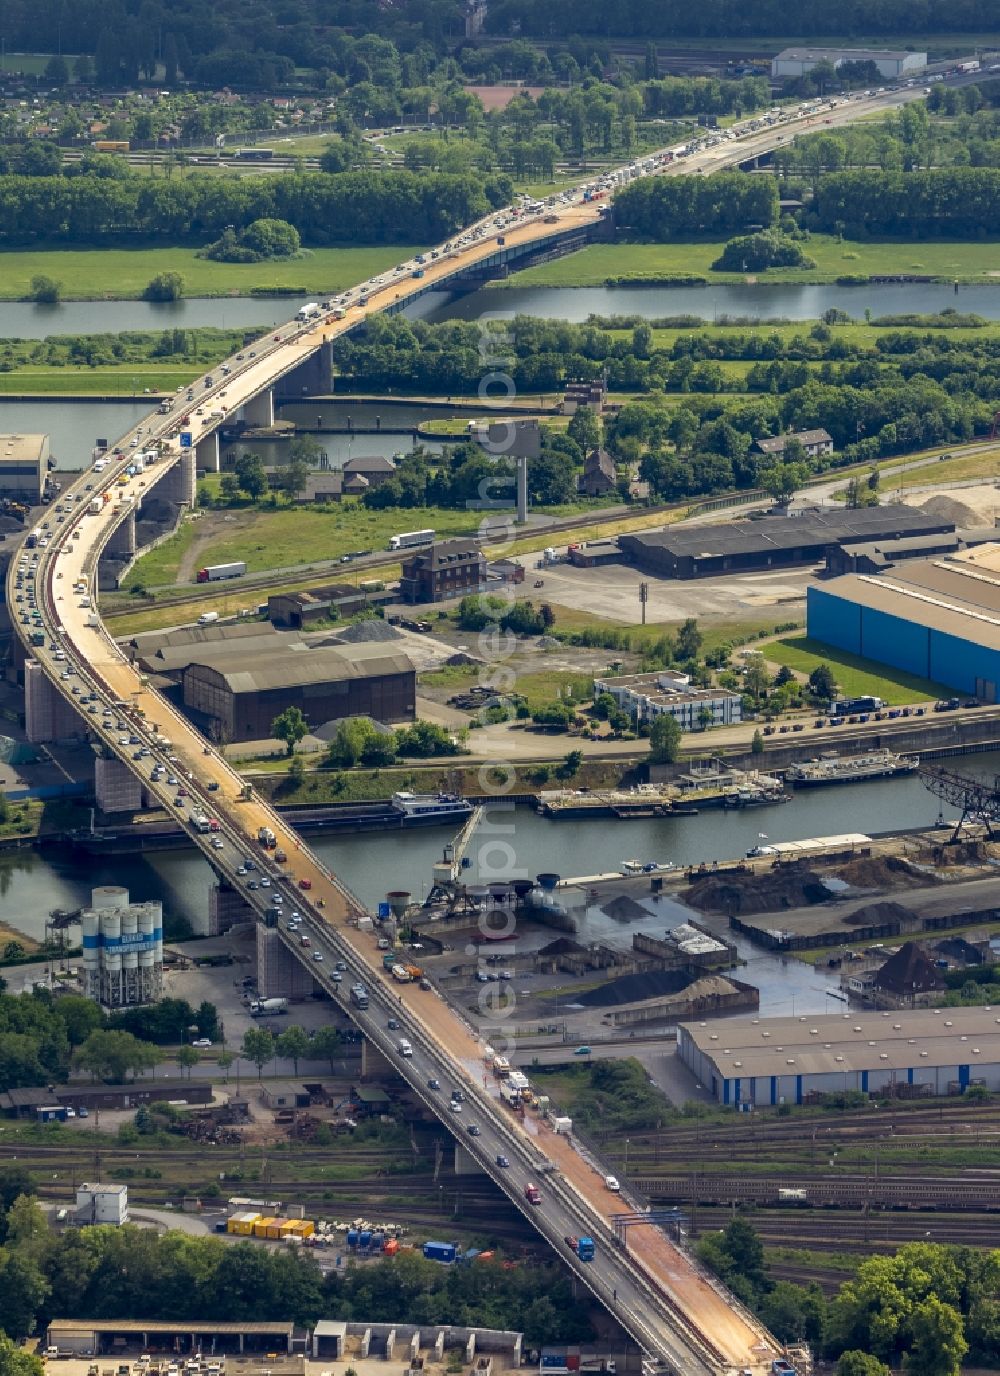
[0,297,296,339]
[4,758,985,950]
[417,280,1000,324]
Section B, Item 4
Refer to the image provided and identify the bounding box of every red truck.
[524,1184,542,1205]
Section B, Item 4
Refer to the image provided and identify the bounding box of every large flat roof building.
[183,640,415,742]
[808,541,1000,701]
[619,505,950,580]
[772,47,927,80]
[679,1006,1000,1107]
[0,432,47,502]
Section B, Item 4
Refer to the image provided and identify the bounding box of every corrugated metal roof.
[188,645,413,694]
[683,1006,1000,1079]
[623,506,944,560]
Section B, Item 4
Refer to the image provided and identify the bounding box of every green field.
[124,503,494,588]
[507,235,1000,287]
[0,245,425,300]
[765,635,951,705]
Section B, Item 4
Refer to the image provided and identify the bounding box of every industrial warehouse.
[678,1006,1000,1108]
[618,506,950,580]
[808,541,1000,701]
[123,622,416,742]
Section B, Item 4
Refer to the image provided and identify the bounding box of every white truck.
[88,497,102,514]
[197,611,219,626]
[250,997,289,1017]
[295,301,321,321]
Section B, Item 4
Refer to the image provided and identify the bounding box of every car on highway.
[427,1077,440,1090]
[466,1124,481,1137]
[312,951,324,962]
[192,1038,212,1048]
[574,1045,592,1056]
[496,1154,509,1168]
[605,1175,621,1192]
[449,1100,462,1113]
[387,1017,400,1030]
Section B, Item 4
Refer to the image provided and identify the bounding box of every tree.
[272,706,308,756]
[0,1253,49,1337]
[744,657,771,703]
[558,749,584,779]
[761,460,809,506]
[143,272,184,302]
[241,1027,274,1079]
[74,1029,159,1082]
[394,720,459,757]
[0,1331,44,1376]
[567,405,600,451]
[907,1297,967,1376]
[531,701,573,731]
[697,705,715,731]
[28,275,61,304]
[649,713,682,763]
[808,663,837,701]
[751,729,764,755]
[48,995,102,1050]
[311,1026,341,1072]
[73,54,93,84]
[837,1355,890,1376]
[273,457,310,501]
[234,453,268,502]
[44,54,69,85]
[216,1050,234,1081]
[176,1044,199,1079]
[276,1025,310,1073]
[676,618,702,662]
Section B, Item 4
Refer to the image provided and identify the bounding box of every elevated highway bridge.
[14,80,919,1376]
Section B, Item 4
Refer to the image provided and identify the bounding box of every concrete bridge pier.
[196,432,221,473]
[94,753,144,812]
[105,507,136,559]
[153,449,196,506]
[360,1037,395,1080]
[274,340,334,403]
[24,661,86,744]
[242,389,275,428]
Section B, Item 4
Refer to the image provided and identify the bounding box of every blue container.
[423,1240,457,1263]
[359,1230,372,1248]
[347,1229,359,1247]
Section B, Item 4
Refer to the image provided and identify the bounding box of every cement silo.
[79,887,164,1011]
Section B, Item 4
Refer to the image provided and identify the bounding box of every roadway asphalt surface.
[12,83,942,1375]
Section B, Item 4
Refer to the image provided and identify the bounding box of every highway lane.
[12,82,930,1374]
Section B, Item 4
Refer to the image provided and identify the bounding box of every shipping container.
[227,1212,260,1234]
[423,1240,457,1263]
[197,561,247,583]
[383,1237,400,1256]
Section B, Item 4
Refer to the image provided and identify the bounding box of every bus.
[388,528,434,551]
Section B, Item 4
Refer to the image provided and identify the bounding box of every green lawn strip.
[0,368,202,396]
[764,635,951,705]
[506,235,1000,288]
[0,245,426,300]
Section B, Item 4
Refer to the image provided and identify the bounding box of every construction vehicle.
[258,826,276,848]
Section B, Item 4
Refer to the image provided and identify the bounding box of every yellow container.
[254,1218,278,1238]
[293,1220,315,1239]
[227,1211,260,1235]
[279,1220,300,1238]
[265,1219,286,1240]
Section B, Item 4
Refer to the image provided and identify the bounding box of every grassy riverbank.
[507,235,1000,288]
[764,635,951,704]
[0,245,425,300]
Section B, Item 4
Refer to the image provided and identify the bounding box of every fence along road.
[15,81,920,1375]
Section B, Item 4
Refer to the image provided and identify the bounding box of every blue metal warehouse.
[679,1007,1000,1107]
[807,543,1000,702]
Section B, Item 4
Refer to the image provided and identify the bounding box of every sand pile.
[835,854,936,890]
[840,899,916,929]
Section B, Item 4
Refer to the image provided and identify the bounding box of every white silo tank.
[92,885,129,911]
[138,907,156,993]
[121,910,138,982]
[101,911,122,1003]
[82,910,99,998]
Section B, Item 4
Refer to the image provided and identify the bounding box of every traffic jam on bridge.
[12,85,925,1375]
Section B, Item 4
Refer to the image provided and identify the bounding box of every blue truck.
[564,1234,595,1261]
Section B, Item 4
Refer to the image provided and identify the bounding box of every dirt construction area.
[520,557,810,624]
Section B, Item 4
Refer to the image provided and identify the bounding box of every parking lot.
[518,556,810,625]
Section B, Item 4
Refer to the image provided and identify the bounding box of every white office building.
[594,669,743,731]
[75,1182,129,1226]
[81,886,164,1010]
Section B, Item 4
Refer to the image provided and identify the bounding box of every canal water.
[417,281,1000,324]
[0,297,295,339]
[3,758,987,952]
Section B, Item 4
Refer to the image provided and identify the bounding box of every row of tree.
[700,1218,996,1376]
[812,166,1000,238]
[613,172,779,238]
[0,1180,590,1342]
[0,986,217,1088]
[0,169,505,246]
